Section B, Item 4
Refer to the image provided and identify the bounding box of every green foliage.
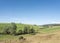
[19,36,24,40]
[3,26,10,34]
[23,26,29,34]
[0,23,39,35]
[19,36,26,42]
[17,30,23,35]
[2,23,17,35]
[29,27,36,35]
[30,28,35,33]
[16,26,36,35]
[11,23,17,30]
[10,23,17,35]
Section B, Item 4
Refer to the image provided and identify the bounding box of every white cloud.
[51,21,60,24]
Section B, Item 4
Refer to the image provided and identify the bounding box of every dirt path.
[26,30,60,43]
[0,30,60,43]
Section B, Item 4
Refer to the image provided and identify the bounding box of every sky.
[0,0,60,25]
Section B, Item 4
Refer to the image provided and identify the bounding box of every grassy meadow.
[0,23,60,43]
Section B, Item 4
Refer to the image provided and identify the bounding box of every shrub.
[10,23,17,35]
[23,26,29,34]
[30,28,35,33]
[17,30,23,35]
[3,23,17,35]
[3,26,10,34]
[19,36,26,40]
[29,27,36,35]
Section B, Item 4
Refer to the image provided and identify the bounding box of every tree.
[30,27,35,33]
[3,26,10,34]
[17,30,23,35]
[23,26,28,34]
[23,25,31,34]
[3,23,17,35]
[10,23,17,35]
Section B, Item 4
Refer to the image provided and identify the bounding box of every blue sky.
[0,0,60,25]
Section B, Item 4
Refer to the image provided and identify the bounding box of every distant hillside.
[42,24,60,26]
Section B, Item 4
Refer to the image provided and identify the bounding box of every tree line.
[2,23,36,35]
